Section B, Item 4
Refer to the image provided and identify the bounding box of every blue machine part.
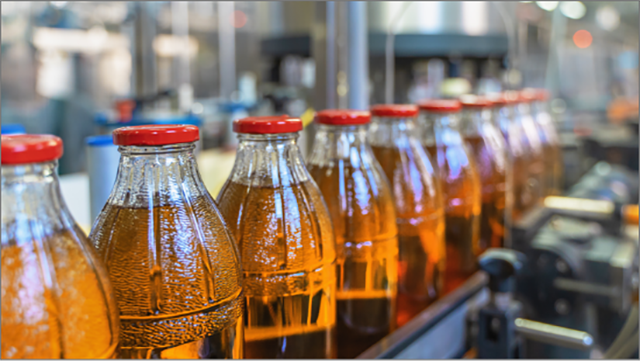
[1,124,26,135]
[86,134,115,147]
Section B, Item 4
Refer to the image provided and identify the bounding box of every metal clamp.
[514,318,594,351]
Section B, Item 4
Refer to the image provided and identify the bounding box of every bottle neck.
[418,111,464,147]
[494,104,515,134]
[532,100,550,117]
[229,132,310,187]
[308,124,374,167]
[515,102,533,117]
[368,116,417,148]
[109,142,208,208]
[461,108,494,138]
[2,161,76,246]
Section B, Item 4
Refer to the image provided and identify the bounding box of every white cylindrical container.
[86,135,120,224]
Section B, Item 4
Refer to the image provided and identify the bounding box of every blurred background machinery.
[2,1,638,173]
[1,1,638,359]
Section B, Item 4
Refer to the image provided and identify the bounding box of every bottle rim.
[460,95,493,109]
[112,124,200,146]
[1,134,63,165]
[521,87,550,102]
[315,109,370,125]
[536,88,551,102]
[417,99,462,113]
[370,104,419,118]
[233,115,302,134]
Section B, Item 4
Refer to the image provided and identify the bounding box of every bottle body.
[2,160,119,359]
[461,107,508,250]
[418,108,481,294]
[369,115,445,328]
[495,103,532,222]
[532,100,563,196]
[307,123,398,358]
[89,142,243,359]
[217,132,337,359]
[514,101,546,208]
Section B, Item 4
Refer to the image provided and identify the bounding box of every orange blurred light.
[232,10,247,28]
[573,29,592,48]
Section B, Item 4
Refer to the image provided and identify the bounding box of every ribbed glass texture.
[2,161,119,359]
[89,142,243,359]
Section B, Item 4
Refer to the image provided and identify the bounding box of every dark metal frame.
[262,34,509,58]
[357,272,489,359]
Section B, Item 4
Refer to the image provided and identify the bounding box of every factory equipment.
[1,2,638,359]
[357,161,639,359]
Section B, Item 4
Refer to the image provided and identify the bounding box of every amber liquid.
[371,145,446,328]
[464,136,506,250]
[217,181,337,359]
[502,126,534,223]
[1,229,117,359]
[520,116,546,211]
[308,163,398,358]
[527,152,546,210]
[542,143,563,196]
[426,145,481,294]
[90,198,244,359]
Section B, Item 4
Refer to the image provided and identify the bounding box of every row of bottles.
[1,88,561,359]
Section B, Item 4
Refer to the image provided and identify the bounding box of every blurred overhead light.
[536,1,558,11]
[153,34,199,58]
[50,1,67,8]
[462,2,488,35]
[596,6,620,31]
[560,1,586,20]
[33,27,128,54]
[573,29,592,49]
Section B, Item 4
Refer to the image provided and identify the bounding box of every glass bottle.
[307,110,399,357]
[490,92,533,223]
[217,116,337,359]
[2,134,119,359]
[417,100,482,294]
[368,105,446,328]
[527,88,563,196]
[513,91,546,207]
[460,95,509,251]
[89,125,243,359]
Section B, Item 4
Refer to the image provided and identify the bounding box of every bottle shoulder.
[217,179,336,273]
[371,143,443,215]
[89,195,244,317]
[307,152,398,243]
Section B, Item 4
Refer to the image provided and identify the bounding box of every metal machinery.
[258,4,640,358]
[356,161,639,359]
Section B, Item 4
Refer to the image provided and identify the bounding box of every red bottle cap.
[460,95,493,109]
[233,115,302,134]
[1,134,64,165]
[315,110,371,125]
[504,91,521,104]
[370,104,419,118]
[519,88,538,103]
[536,89,551,101]
[417,99,462,113]
[112,125,200,146]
